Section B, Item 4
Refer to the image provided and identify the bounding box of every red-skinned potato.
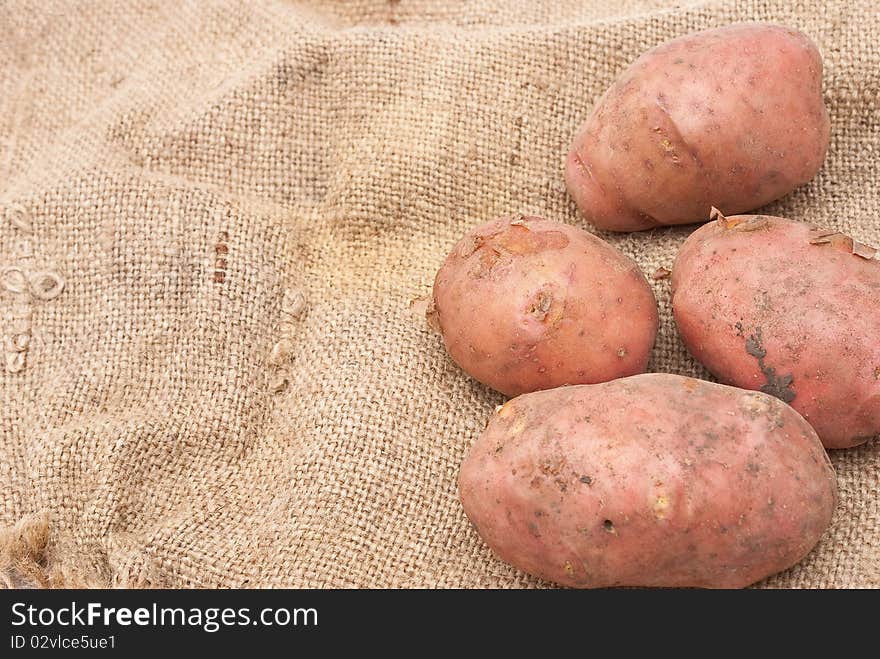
[431,216,658,396]
[565,23,830,231]
[459,374,837,588]
[672,211,880,449]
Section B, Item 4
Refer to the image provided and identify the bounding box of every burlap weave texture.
[1,0,877,588]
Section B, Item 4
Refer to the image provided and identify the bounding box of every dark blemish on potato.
[694,436,718,454]
[579,475,593,485]
[530,476,542,489]
[734,321,744,336]
[745,537,766,554]
[603,519,616,534]
[616,347,627,358]
[494,444,504,454]
[744,332,765,358]
[746,462,761,474]
[539,457,569,492]
[527,521,541,538]
[873,366,880,380]
[643,158,654,171]
[745,327,796,403]
[534,510,545,517]
[511,468,517,475]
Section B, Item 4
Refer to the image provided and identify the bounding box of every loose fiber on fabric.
[0,0,877,588]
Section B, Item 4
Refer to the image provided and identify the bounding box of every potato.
[565,23,830,231]
[672,211,880,449]
[431,216,658,396]
[459,373,836,588]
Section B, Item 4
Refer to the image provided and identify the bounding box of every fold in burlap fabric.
[1,0,877,588]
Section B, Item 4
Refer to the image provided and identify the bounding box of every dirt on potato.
[565,23,829,231]
[672,212,880,448]
[432,216,658,396]
[459,373,836,588]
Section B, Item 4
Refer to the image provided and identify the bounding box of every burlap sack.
[1,0,877,589]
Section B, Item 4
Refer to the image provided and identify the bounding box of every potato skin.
[459,374,836,588]
[672,213,880,449]
[432,216,658,396]
[565,23,830,231]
